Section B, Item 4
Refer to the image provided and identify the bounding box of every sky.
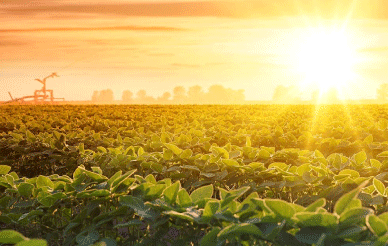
[1,0,388,101]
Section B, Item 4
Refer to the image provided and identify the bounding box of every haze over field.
[1,0,388,102]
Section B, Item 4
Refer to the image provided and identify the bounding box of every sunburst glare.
[295,27,357,96]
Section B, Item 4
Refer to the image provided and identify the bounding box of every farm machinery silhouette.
[3,73,65,104]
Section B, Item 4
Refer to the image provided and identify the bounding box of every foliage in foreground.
[3,105,388,245]
[2,164,388,245]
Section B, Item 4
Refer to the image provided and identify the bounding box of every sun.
[296,27,356,93]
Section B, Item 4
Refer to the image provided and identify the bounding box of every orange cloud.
[0,26,186,33]
[1,0,388,19]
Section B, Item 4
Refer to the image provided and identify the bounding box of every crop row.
[2,164,388,245]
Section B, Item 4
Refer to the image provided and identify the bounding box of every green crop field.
[2,104,388,245]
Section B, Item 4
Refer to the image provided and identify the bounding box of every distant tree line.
[91,89,114,102]
[91,83,388,104]
[91,85,245,104]
[272,85,340,103]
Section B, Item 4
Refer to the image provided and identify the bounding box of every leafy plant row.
[2,104,388,178]
[2,164,388,245]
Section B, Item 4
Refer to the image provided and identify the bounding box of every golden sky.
[1,0,388,101]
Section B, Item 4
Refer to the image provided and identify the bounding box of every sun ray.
[295,25,357,97]
[341,0,359,31]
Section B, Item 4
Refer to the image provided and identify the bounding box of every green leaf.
[374,178,385,196]
[16,239,47,246]
[177,189,192,207]
[180,149,193,159]
[163,149,173,160]
[181,165,200,172]
[145,174,157,184]
[200,227,221,246]
[222,159,240,167]
[90,190,110,197]
[305,198,326,212]
[163,181,180,205]
[218,223,262,240]
[334,184,365,215]
[76,230,99,246]
[258,149,271,159]
[137,147,145,156]
[97,146,107,153]
[268,162,289,171]
[190,184,213,204]
[296,163,311,176]
[295,212,338,230]
[78,143,85,154]
[202,201,220,222]
[110,169,136,190]
[338,169,360,178]
[211,146,229,159]
[145,184,166,199]
[36,175,54,189]
[378,212,388,224]
[265,199,296,222]
[229,151,241,159]
[91,166,103,175]
[26,130,36,141]
[164,211,194,222]
[0,165,11,175]
[275,125,283,136]
[151,163,163,173]
[114,220,142,228]
[119,195,156,219]
[92,238,117,246]
[107,171,122,187]
[375,234,388,246]
[336,226,367,240]
[295,227,326,245]
[164,143,183,155]
[354,151,367,165]
[331,154,342,169]
[314,150,324,158]
[339,208,373,228]
[248,162,264,170]
[246,136,252,147]
[366,215,388,237]
[78,166,108,182]
[0,230,28,244]
[17,183,34,197]
[377,151,388,158]
[364,134,373,144]
[228,186,251,200]
[371,159,382,170]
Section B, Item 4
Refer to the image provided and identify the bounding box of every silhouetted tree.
[272,85,287,101]
[91,89,114,102]
[377,83,388,101]
[272,85,300,103]
[99,89,114,102]
[157,92,171,103]
[144,96,156,104]
[122,90,133,102]
[91,91,99,102]
[173,86,187,102]
[227,88,245,103]
[188,85,205,103]
[118,85,245,104]
[136,90,147,101]
[206,85,229,103]
[135,90,156,103]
